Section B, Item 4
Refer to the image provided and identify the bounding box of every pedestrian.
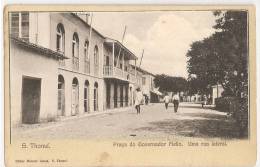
[163,93,170,110]
[144,95,149,105]
[202,95,207,108]
[134,87,143,114]
[172,93,180,113]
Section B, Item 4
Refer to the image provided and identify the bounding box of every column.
[112,42,115,75]
[122,51,125,78]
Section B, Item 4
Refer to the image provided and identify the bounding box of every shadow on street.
[134,111,247,139]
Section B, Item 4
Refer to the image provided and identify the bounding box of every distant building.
[132,66,160,103]
[212,84,224,105]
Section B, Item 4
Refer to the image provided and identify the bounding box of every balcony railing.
[84,61,90,74]
[103,65,136,83]
[72,57,79,71]
[59,59,65,66]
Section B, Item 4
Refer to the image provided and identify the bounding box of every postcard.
[4,5,256,167]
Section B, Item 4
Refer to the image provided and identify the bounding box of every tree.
[154,74,187,93]
[187,11,248,97]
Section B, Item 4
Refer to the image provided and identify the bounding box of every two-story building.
[9,12,141,126]
[132,65,160,103]
[9,12,67,125]
[103,38,138,110]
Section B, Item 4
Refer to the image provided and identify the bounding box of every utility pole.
[115,26,127,67]
[139,49,144,68]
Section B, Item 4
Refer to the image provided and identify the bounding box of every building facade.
[9,12,157,126]
[133,66,160,103]
[212,84,224,105]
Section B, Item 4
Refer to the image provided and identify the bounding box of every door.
[71,86,79,115]
[125,86,129,106]
[114,84,117,108]
[120,85,123,107]
[129,87,132,106]
[22,77,41,124]
[84,84,89,112]
[58,75,65,116]
[94,82,98,111]
[106,83,111,109]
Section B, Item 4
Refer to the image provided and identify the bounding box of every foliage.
[186,11,248,97]
[154,74,187,93]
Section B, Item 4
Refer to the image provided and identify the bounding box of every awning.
[150,89,162,96]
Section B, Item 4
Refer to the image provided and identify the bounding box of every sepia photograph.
[4,5,256,167]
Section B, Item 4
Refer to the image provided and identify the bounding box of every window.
[142,77,146,85]
[56,24,65,53]
[94,45,99,75]
[72,33,79,70]
[94,45,99,65]
[10,12,29,41]
[84,40,90,73]
[124,66,128,71]
[84,40,89,60]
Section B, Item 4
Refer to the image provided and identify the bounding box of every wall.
[29,13,51,48]
[212,85,224,105]
[49,13,104,77]
[10,41,58,126]
[58,69,104,115]
[49,13,105,113]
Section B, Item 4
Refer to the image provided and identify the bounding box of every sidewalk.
[12,105,134,133]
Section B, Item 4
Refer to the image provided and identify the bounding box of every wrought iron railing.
[72,57,79,71]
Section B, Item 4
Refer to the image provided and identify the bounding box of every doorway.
[114,84,118,108]
[58,75,65,116]
[106,83,111,109]
[84,80,89,113]
[22,77,41,124]
[71,77,79,116]
[120,85,123,107]
[94,82,98,111]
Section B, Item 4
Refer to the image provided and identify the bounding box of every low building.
[212,84,224,105]
[10,36,66,125]
[132,66,160,103]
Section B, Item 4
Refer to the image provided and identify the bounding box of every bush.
[215,97,248,138]
[215,97,239,113]
[233,98,248,137]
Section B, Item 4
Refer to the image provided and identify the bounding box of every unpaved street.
[13,103,242,140]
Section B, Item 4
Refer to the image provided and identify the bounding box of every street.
[13,103,243,140]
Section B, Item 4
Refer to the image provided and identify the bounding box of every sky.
[92,11,216,78]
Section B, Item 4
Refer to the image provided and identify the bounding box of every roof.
[105,37,138,60]
[130,64,155,77]
[11,37,68,60]
[71,13,106,39]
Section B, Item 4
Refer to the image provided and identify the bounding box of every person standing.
[163,94,170,110]
[202,94,207,108]
[172,93,180,113]
[134,88,143,114]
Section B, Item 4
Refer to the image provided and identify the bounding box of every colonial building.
[103,38,138,110]
[133,66,160,103]
[9,12,66,125]
[9,12,159,126]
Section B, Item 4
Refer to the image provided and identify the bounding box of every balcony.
[72,57,79,71]
[84,61,90,74]
[103,65,136,83]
